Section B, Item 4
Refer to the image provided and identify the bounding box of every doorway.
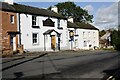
[51,35,56,50]
[10,35,16,51]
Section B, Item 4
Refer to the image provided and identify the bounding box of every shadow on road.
[2,57,25,64]
[102,67,120,80]
[1,53,48,71]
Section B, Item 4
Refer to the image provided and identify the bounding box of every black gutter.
[18,13,21,45]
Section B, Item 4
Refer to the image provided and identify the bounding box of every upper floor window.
[10,15,14,24]
[57,19,63,29]
[58,19,60,27]
[83,32,86,38]
[88,32,91,38]
[32,16,37,26]
[32,16,39,28]
[93,32,96,38]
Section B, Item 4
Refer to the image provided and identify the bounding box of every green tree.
[111,29,120,51]
[48,2,93,23]
[114,30,120,51]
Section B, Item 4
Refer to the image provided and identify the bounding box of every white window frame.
[58,19,60,28]
[32,33,39,45]
[88,32,91,38]
[93,32,96,38]
[83,32,86,38]
[75,39,78,47]
[10,15,14,24]
[32,16,37,26]
[84,41,87,47]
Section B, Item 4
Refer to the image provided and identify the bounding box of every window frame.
[88,32,91,38]
[84,41,87,47]
[32,33,39,45]
[57,19,63,29]
[93,32,96,38]
[32,16,37,26]
[83,32,86,38]
[10,15,14,24]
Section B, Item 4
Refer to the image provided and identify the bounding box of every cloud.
[83,5,94,13]
[95,3,118,30]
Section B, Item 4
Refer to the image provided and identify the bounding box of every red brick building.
[0,11,20,55]
[0,1,22,56]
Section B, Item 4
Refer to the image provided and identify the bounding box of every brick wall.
[1,11,18,55]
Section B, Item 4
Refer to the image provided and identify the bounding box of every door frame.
[10,34,16,51]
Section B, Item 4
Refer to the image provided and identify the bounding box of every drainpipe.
[18,13,21,46]
[44,35,46,51]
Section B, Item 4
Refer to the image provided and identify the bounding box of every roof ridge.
[1,2,66,19]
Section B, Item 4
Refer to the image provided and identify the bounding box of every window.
[93,32,96,38]
[75,39,78,47]
[84,41,87,47]
[32,33,38,44]
[88,32,91,37]
[10,15,14,24]
[57,19,63,29]
[32,16,36,26]
[32,16,39,28]
[93,41,95,45]
[58,19,60,27]
[83,32,85,38]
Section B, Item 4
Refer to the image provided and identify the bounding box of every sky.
[1,0,119,30]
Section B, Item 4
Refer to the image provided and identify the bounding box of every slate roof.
[0,2,66,19]
[67,21,79,28]
[75,22,99,30]
[67,21,99,30]
[100,31,111,40]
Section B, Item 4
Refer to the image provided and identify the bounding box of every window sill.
[33,43,39,46]
[32,26,40,28]
[57,27,63,29]
[74,34,79,36]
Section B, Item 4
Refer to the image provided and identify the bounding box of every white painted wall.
[68,28,99,50]
[77,29,99,50]
[20,13,69,52]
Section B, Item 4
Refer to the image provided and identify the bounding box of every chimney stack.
[68,17,74,23]
[4,0,13,5]
[51,6,58,13]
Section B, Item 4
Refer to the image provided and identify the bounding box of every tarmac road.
[1,50,120,79]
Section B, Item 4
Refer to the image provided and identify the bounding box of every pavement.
[2,50,118,59]
[1,50,117,63]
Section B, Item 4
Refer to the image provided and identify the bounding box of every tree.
[48,2,93,23]
[110,29,120,51]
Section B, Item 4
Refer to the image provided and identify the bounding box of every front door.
[51,35,56,50]
[10,35,16,51]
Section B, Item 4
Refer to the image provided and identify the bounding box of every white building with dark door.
[15,3,69,51]
[1,0,69,52]
[1,0,99,53]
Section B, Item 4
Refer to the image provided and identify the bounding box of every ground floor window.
[32,33,39,45]
[75,39,78,47]
[84,41,87,47]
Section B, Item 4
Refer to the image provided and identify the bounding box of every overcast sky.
[1,0,119,30]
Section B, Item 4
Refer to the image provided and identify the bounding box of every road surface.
[1,50,120,79]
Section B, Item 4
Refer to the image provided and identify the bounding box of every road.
[1,50,120,79]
